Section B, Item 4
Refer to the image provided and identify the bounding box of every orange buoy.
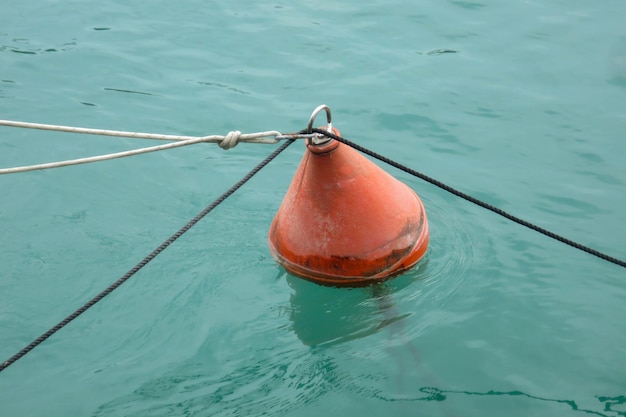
[268,106,429,287]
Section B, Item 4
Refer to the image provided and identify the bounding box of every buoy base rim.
[269,227,429,288]
[271,248,428,288]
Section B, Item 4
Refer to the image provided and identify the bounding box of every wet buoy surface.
[268,127,429,287]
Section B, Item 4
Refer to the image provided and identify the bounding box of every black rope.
[0,139,295,373]
[311,128,626,269]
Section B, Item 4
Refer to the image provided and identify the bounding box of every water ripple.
[93,347,340,417]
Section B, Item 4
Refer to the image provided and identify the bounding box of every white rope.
[1,137,206,174]
[0,119,291,174]
[0,119,282,144]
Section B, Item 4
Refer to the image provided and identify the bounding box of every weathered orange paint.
[268,128,429,287]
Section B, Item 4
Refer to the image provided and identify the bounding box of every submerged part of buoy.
[268,106,429,287]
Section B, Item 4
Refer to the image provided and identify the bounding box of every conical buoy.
[268,105,429,287]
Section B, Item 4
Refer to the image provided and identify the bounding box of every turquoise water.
[1,0,625,415]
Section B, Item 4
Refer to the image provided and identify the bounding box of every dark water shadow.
[283,260,430,348]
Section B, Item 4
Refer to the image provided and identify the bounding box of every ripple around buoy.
[275,188,501,413]
[275,177,499,348]
[270,173,501,414]
[387,186,497,308]
[93,346,334,417]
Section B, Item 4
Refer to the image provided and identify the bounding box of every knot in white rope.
[219,131,242,150]
[0,120,296,174]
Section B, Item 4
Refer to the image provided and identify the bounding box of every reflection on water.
[284,264,427,348]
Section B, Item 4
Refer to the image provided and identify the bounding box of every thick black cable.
[0,139,295,373]
[311,128,626,269]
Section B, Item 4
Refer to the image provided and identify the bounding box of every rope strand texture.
[0,119,284,174]
[1,136,211,174]
[311,128,626,269]
[0,139,295,373]
[0,119,282,144]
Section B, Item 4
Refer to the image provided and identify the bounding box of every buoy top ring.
[307,104,333,146]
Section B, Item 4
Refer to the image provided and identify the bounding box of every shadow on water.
[284,260,430,348]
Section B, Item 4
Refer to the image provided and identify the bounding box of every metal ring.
[307,105,333,145]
